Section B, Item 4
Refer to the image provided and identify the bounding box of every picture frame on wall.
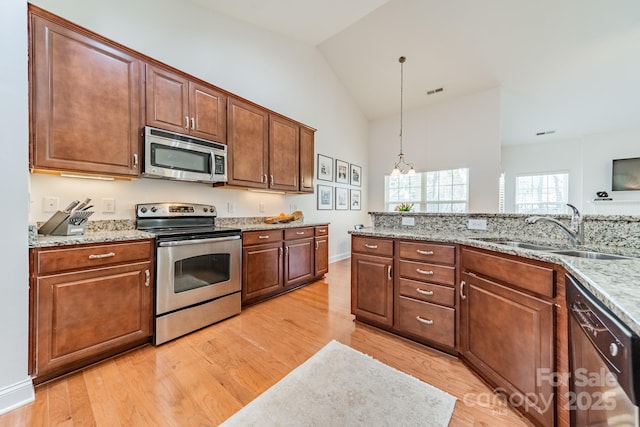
[350,164,362,186]
[335,187,349,210]
[335,159,349,184]
[350,189,361,210]
[317,154,333,182]
[317,185,333,210]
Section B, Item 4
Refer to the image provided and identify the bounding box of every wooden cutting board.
[264,211,303,224]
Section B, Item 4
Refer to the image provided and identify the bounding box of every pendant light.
[391,56,415,176]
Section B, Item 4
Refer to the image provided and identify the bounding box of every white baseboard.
[0,377,34,416]
[329,253,351,263]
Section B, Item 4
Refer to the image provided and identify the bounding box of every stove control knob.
[140,207,147,213]
[610,342,619,357]
[150,206,157,213]
[203,207,208,213]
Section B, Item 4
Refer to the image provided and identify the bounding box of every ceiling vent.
[426,87,444,95]
[535,130,556,136]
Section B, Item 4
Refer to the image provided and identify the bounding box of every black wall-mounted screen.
[612,157,640,191]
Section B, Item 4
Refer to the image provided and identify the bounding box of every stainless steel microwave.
[143,126,227,183]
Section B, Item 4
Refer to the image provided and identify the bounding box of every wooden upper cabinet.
[299,126,315,192]
[146,65,226,142]
[30,11,142,177]
[227,97,269,188]
[269,115,299,192]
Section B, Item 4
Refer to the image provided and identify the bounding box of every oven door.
[156,235,241,315]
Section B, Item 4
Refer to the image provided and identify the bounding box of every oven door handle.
[158,235,241,247]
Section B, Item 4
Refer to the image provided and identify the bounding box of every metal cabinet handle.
[416,316,434,325]
[416,268,434,275]
[315,241,319,250]
[364,244,378,249]
[285,246,289,256]
[185,116,189,128]
[190,117,195,130]
[133,153,138,167]
[416,249,434,255]
[88,252,116,259]
[263,174,268,183]
[318,228,327,233]
[144,269,150,287]
[387,265,392,280]
[258,235,270,239]
[270,175,274,186]
[296,231,305,235]
[279,247,283,257]
[416,288,434,296]
[460,280,467,300]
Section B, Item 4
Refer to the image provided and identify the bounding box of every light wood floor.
[0,259,531,426]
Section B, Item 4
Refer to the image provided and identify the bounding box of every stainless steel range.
[136,202,242,345]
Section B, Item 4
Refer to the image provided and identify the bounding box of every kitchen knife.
[81,205,94,211]
[63,200,80,213]
[74,198,92,212]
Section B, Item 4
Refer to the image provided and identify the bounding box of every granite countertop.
[350,227,640,336]
[236,222,329,232]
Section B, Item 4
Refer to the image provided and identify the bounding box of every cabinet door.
[284,237,314,287]
[269,115,299,191]
[242,242,282,303]
[460,272,555,426]
[30,13,142,177]
[34,262,152,378]
[227,97,269,188]
[146,64,189,134]
[299,126,315,192]
[314,237,329,277]
[351,253,394,327]
[189,81,226,142]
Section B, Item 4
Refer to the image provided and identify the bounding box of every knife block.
[38,210,93,236]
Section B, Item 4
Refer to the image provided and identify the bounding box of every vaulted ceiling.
[189,0,640,145]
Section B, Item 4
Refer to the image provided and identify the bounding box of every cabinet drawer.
[398,278,455,307]
[315,226,329,236]
[396,296,455,348]
[461,247,555,298]
[243,229,283,246]
[284,227,314,240]
[36,241,152,274]
[398,241,455,265]
[352,236,393,257]
[398,260,455,286]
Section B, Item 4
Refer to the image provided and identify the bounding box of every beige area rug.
[220,340,456,426]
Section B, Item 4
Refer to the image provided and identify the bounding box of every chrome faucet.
[525,203,584,246]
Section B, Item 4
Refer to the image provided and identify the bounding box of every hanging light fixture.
[391,56,415,176]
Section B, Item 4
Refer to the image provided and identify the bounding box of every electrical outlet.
[259,203,265,213]
[401,216,415,226]
[228,202,235,213]
[102,198,116,213]
[467,218,487,230]
[43,196,59,213]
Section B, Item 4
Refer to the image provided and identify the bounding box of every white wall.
[367,88,502,213]
[501,126,640,215]
[0,0,34,414]
[28,0,371,262]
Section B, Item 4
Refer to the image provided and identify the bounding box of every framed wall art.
[335,187,349,210]
[317,185,333,210]
[350,189,361,210]
[335,159,349,184]
[350,164,362,186]
[317,154,333,182]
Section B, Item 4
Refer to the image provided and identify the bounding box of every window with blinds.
[385,168,469,213]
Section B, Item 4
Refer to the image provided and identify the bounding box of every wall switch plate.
[259,203,265,213]
[43,196,59,213]
[401,216,415,226]
[102,198,116,213]
[227,202,235,213]
[467,218,487,230]
[290,203,297,212]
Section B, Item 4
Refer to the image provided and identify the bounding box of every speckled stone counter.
[216,216,328,231]
[350,223,640,337]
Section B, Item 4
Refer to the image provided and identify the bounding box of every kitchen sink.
[550,250,635,260]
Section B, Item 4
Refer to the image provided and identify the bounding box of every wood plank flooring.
[0,259,531,426]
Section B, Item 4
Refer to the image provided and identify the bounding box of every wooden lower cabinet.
[242,225,328,306]
[30,240,154,383]
[351,251,394,327]
[460,247,556,427]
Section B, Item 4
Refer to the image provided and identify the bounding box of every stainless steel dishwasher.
[567,274,639,426]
